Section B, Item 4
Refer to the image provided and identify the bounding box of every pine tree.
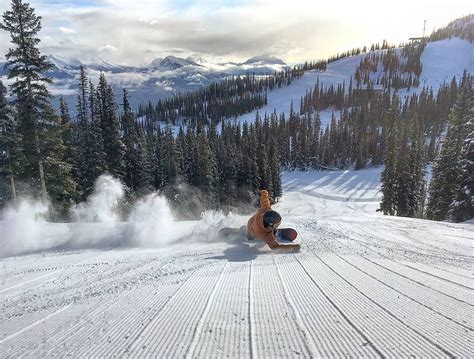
[379,99,400,215]
[216,122,238,206]
[269,135,282,199]
[160,127,179,187]
[448,80,474,222]
[237,122,258,196]
[135,126,154,191]
[427,75,472,220]
[59,97,78,188]
[0,80,23,203]
[122,88,141,190]
[195,129,216,194]
[80,80,107,196]
[97,74,126,179]
[184,125,198,186]
[448,126,474,222]
[1,0,54,199]
[395,114,425,217]
[39,104,78,214]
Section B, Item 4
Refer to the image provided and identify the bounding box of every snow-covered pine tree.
[1,0,55,199]
[427,73,472,220]
[448,79,474,222]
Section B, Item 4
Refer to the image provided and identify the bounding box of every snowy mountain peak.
[156,55,201,70]
[186,55,206,64]
[46,55,82,69]
[243,55,286,66]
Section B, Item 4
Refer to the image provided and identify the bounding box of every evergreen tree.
[160,127,179,187]
[216,122,239,206]
[40,104,77,214]
[269,135,282,198]
[184,125,198,185]
[81,80,107,195]
[97,74,126,179]
[379,99,400,215]
[0,80,23,203]
[195,130,216,194]
[427,75,472,220]
[448,124,474,222]
[1,0,54,199]
[122,88,141,190]
[395,114,426,217]
[59,97,79,190]
[448,83,474,222]
[135,126,154,191]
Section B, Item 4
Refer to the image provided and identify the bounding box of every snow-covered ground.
[1,168,473,357]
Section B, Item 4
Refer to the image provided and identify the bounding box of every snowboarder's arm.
[264,232,300,251]
[260,190,272,209]
[265,235,280,249]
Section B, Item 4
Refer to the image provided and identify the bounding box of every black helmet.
[263,210,282,229]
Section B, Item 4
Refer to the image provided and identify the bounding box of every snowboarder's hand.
[259,179,268,191]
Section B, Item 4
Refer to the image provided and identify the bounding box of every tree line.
[136,68,304,129]
[0,0,472,223]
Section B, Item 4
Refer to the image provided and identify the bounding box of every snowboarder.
[246,182,300,251]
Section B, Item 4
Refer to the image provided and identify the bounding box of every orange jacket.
[247,190,280,249]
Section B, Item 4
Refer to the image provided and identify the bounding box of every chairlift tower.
[409,20,427,42]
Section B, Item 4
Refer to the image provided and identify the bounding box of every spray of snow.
[0,199,52,257]
[185,210,243,243]
[0,174,246,257]
[67,174,126,249]
[70,174,125,222]
[125,193,182,247]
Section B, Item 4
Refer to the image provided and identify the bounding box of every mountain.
[242,55,286,65]
[0,54,288,111]
[150,55,202,70]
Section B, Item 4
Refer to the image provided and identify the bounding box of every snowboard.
[275,228,298,243]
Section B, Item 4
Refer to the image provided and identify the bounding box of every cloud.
[59,26,76,34]
[99,44,118,52]
[0,0,471,66]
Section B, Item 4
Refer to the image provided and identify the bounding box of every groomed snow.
[1,167,473,357]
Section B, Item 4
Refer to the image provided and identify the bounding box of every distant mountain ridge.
[0,53,289,111]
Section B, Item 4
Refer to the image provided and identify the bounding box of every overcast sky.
[0,0,471,65]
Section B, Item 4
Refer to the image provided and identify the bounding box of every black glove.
[259,179,268,191]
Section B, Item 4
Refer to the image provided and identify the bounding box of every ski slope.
[231,37,473,130]
[1,168,473,357]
